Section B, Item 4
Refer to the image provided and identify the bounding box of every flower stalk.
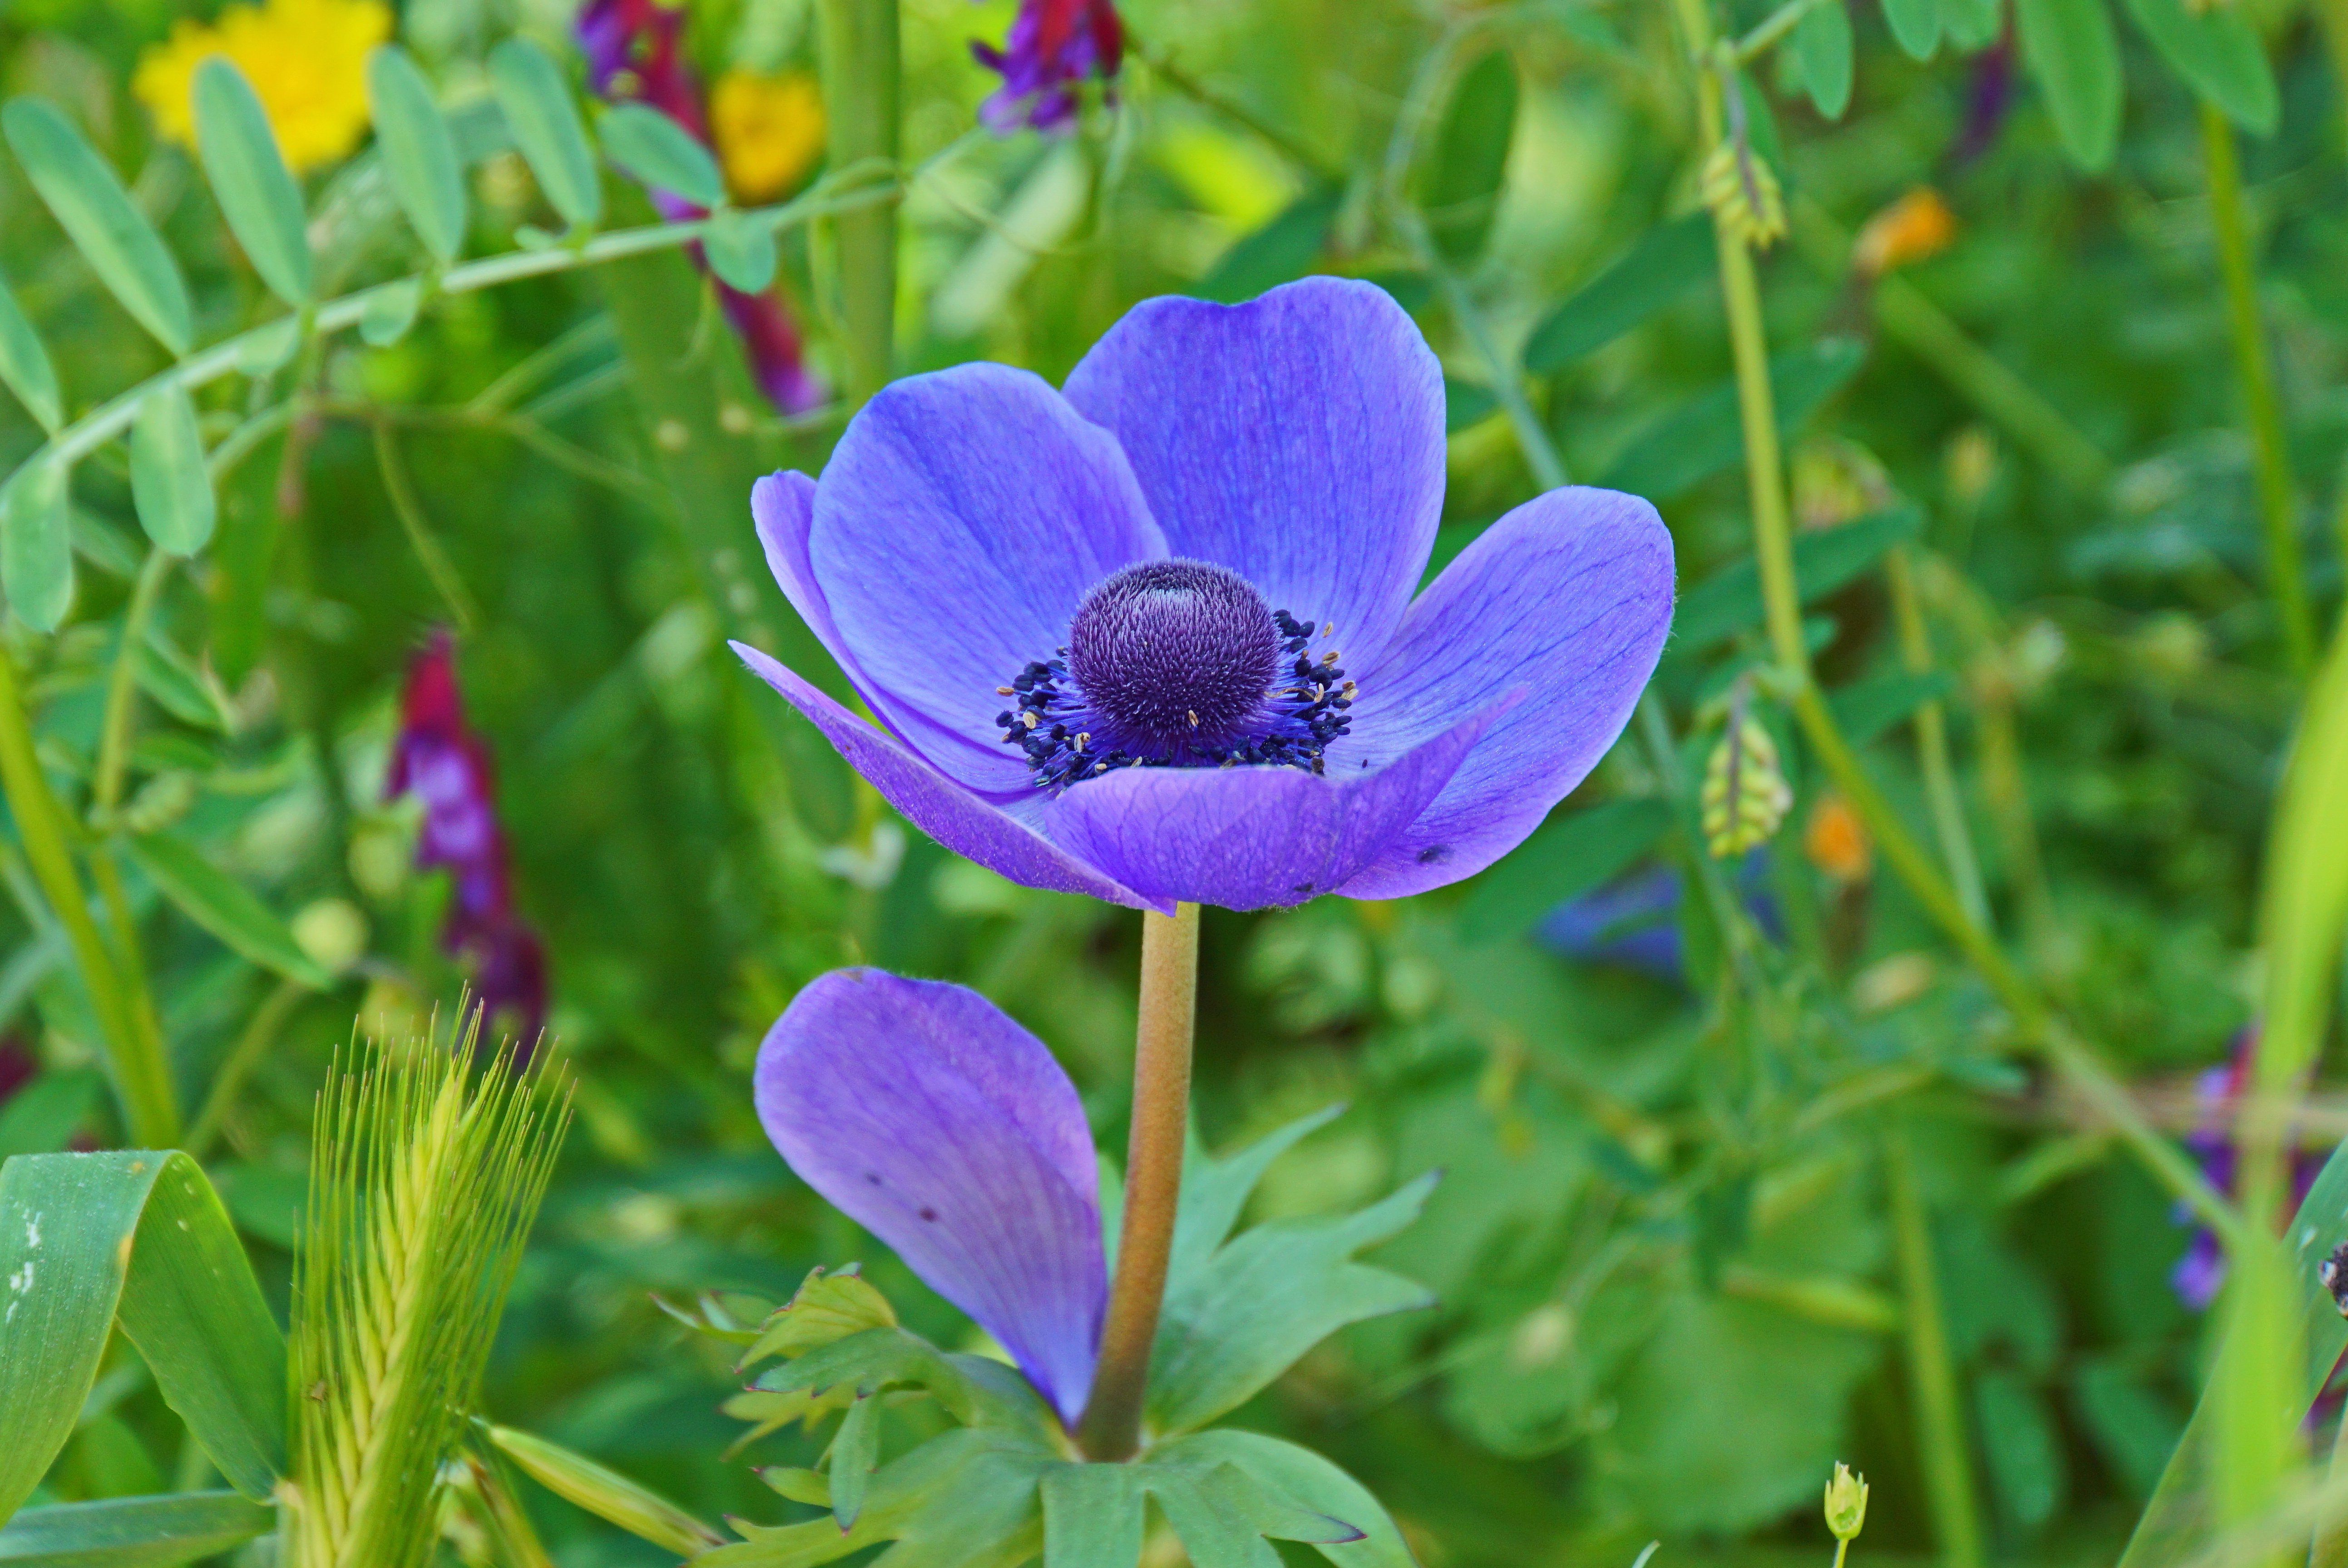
[1077,900,1200,1461]
[1884,1120,1986,1568]
[2199,102,2312,677]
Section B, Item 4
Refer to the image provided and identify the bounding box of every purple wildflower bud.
[387,632,548,1049]
[575,0,828,416]
[755,969,1107,1424]
[971,0,1124,135]
[2169,1024,2326,1310]
[731,277,1677,912]
[1952,37,2014,165]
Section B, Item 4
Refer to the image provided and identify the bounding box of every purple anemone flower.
[731,277,1676,914]
[972,0,1124,135]
[756,968,1106,1424]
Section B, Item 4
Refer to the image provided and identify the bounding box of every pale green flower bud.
[1825,1462,1869,1542]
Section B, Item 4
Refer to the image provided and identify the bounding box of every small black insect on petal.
[2320,1242,2348,1317]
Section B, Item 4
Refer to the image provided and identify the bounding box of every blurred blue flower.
[971,0,1123,134]
[756,968,1106,1424]
[1539,854,1781,984]
[732,277,1675,913]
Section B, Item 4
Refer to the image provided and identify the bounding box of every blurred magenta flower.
[577,0,826,415]
[972,0,1123,134]
[387,632,547,1046]
[756,968,1106,1423]
[732,277,1675,912]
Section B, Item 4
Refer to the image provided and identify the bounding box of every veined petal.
[809,363,1167,791]
[1336,487,1675,899]
[1039,697,1512,911]
[730,641,1167,913]
[751,470,1024,790]
[1062,277,1444,675]
[756,970,1108,1424]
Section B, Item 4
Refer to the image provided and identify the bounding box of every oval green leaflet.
[598,102,725,210]
[1,454,72,632]
[0,275,62,432]
[704,210,779,294]
[1,98,194,355]
[2120,0,2277,135]
[2016,0,2123,171]
[130,384,217,556]
[489,38,603,231]
[193,58,313,306]
[366,45,467,264]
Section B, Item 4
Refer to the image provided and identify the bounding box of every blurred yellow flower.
[133,0,390,175]
[1853,186,1957,277]
[710,69,825,205]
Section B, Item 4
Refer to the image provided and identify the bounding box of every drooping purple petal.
[756,970,1108,1424]
[729,641,1165,912]
[1061,277,1445,677]
[1039,697,1511,910]
[810,364,1166,791]
[1335,487,1675,900]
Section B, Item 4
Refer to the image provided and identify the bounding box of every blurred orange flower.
[133,0,390,174]
[1853,187,1956,277]
[710,69,825,204]
[1804,792,1874,883]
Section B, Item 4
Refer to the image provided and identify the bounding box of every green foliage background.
[1,0,2345,1560]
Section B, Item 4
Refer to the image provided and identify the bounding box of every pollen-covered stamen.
[991,560,1358,791]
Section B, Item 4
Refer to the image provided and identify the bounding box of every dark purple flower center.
[993,558,1355,791]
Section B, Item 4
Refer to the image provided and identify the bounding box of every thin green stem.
[817,0,900,405]
[371,420,479,633]
[1886,1118,1988,1568]
[1077,902,1200,1461]
[0,648,179,1146]
[1834,1541,1850,1568]
[1137,41,1338,181]
[94,549,172,820]
[1734,0,1838,62]
[1884,546,1989,930]
[5,176,899,485]
[2201,103,2312,675]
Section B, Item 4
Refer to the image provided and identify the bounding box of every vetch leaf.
[1829,669,1956,746]
[366,46,466,263]
[1149,1173,1438,1434]
[2120,0,2277,134]
[1523,215,1715,372]
[1459,796,1676,942]
[358,278,423,347]
[129,386,215,556]
[1419,49,1518,263]
[1195,188,1342,305]
[192,59,312,306]
[597,102,724,210]
[489,39,602,231]
[1600,338,1866,499]
[0,1491,275,1566]
[0,1151,287,1518]
[1795,0,1856,120]
[1443,377,1497,433]
[1,100,193,355]
[1943,0,2003,46]
[3,456,73,633]
[704,210,778,294]
[487,1424,727,1557]
[0,277,62,431]
[1882,0,1943,59]
[122,833,331,988]
[2016,0,2123,171]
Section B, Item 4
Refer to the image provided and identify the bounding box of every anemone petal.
[756,970,1108,1425]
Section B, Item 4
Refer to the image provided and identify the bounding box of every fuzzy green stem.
[1884,546,1990,930]
[1077,902,1200,1461]
[94,550,172,820]
[2201,103,2312,675]
[1886,1118,1988,1568]
[1833,1540,1850,1568]
[818,0,900,405]
[0,648,179,1146]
